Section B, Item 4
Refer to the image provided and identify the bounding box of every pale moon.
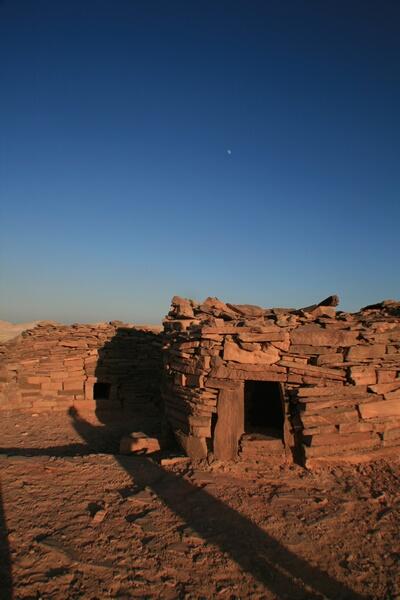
[227,149,232,155]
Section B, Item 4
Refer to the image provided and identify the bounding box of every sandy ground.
[0,411,400,600]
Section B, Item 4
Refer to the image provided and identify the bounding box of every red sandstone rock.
[226,303,266,318]
[291,324,358,347]
[346,344,387,360]
[359,400,400,419]
[170,296,195,319]
[119,432,161,455]
[223,341,280,365]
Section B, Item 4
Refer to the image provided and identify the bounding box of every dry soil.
[0,411,399,600]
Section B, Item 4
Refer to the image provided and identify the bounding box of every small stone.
[160,456,190,467]
[92,509,107,523]
[167,542,189,554]
[182,527,204,545]
[127,490,154,505]
[119,432,161,455]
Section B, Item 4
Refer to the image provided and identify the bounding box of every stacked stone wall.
[0,322,163,415]
[163,296,400,464]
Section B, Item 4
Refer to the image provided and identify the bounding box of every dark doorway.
[244,381,284,439]
[93,382,111,400]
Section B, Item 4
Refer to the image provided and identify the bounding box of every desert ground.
[0,408,399,600]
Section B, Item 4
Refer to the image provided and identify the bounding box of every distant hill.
[0,320,163,343]
[0,320,40,343]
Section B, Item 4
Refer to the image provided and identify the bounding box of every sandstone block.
[305,431,372,447]
[84,381,94,400]
[205,378,240,390]
[310,306,337,318]
[368,382,400,394]
[73,399,96,411]
[349,367,377,386]
[316,353,343,366]
[170,296,195,319]
[272,340,291,352]
[50,371,68,380]
[302,425,337,436]
[63,379,85,391]
[174,373,187,386]
[226,303,265,318]
[304,436,380,458]
[223,341,280,365]
[300,410,359,427]
[63,358,83,368]
[190,425,211,437]
[338,422,374,434]
[174,430,208,459]
[201,325,277,335]
[186,374,205,387]
[238,342,262,351]
[20,383,41,390]
[384,389,400,401]
[26,376,51,384]
[383,438,400,448]
[119,432,161,455]
[237,332,287,343]
[297,385,349,397]
[346,344,386,360]
[60,340,88,349]
[278,360,345,380]
[377,369,398,383]
[359,399,400,419]
[289,345,340,355]
[298,395,372,413]
[41,381,61,391]
[291,325,358,347]
[208,364,286,381]
[370,418,400,433]
[287,374,303,383]
[160,456,191,467]
[383,428,400,441]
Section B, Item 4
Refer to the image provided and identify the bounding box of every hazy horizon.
[1,1,399,323]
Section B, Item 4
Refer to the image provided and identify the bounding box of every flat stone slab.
[119,432,161,455]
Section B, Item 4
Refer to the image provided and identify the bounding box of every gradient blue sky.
[1,1,399,323]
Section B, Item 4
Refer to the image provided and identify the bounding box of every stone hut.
[162,296,400,466]
[0,321,163,417]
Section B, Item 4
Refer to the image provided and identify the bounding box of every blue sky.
[1,1,399,323]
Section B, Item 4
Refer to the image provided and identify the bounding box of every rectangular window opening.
[93,382,111,400]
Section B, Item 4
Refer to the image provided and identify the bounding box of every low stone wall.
[0,321,163,416]
[163,296,400,465]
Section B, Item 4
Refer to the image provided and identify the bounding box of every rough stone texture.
[0,321,163,417]
[119,432,161,454]
[162,296,400,466]
[2,297,400,467]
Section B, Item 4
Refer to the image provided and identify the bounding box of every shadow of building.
[0,481,13,600]
[90,326,163,451]
[70,407,366,600]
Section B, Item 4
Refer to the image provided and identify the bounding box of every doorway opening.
[244,381,284,439]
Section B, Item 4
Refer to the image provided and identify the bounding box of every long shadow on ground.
[70,409,365,600]
[0,409,367,599]
[0,481,13,600]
